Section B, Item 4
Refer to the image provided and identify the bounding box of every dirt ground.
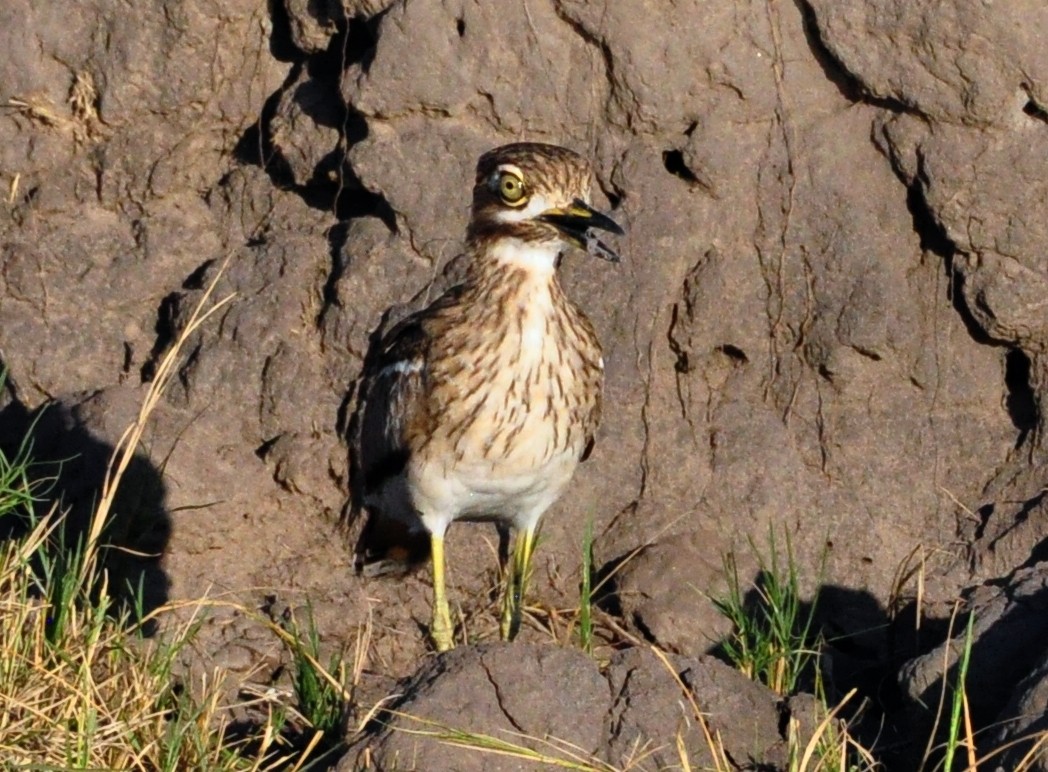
[2,0,1047,768]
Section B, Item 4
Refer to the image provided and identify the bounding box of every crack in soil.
[479,654,527,735]
[603,664,637,742]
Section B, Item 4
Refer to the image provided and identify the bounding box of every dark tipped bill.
[538,198,625,263]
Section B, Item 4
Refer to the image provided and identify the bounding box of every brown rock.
[348,643,612,771]
[2,0,1047,761]
[805,0,1048,126]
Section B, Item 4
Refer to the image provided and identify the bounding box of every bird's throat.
[487,236,560,277]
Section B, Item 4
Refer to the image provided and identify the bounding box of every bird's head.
[467,143,624,272]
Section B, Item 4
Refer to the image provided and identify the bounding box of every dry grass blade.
[266,614,353,705]
[80,257,235,590]
[385,710,625,771]
[920,601,961,770]
[3,96,65,127]
[973,729,1048,769]
[887,544,925,623]
[1012,731,1048,769]
[649,645,732,772]
[962,690,976,770]
[0,256,312,769]
[796,688,857,770]
[675,729,694,772]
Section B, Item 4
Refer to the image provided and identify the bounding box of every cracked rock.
[345,643,611,770]
[345,643,788,770]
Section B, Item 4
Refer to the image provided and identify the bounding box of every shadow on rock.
[233,1,395,227]
[897,562,1048,770]
[0,391,170,628]
[704,575,966,770]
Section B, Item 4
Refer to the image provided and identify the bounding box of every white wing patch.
[379,358,423,378]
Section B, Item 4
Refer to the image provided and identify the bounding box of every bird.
[350,142,623,651]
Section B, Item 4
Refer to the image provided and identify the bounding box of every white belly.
[409,448,579,538]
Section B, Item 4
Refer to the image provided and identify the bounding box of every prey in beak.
[537,199,625,263]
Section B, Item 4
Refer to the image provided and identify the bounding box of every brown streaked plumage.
[350,142,623,651]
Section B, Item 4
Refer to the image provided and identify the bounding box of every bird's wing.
[580,385,601,463]
[578,325,604,464]
[348,308,431,573]
[349,286,466,573]
[353,312,431,499]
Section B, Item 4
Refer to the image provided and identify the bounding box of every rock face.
[345,644,786,771]
[2,0,1046,766]
[898,561,1048,771]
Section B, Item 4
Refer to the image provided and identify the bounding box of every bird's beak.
[537,199,625,263]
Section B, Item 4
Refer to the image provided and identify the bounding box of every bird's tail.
[353,507,431,577]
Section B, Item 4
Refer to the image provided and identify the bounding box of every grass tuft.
[0,397,51,522]
[283,602,349,740]
[0,259,314,769]
[712,528,820,696]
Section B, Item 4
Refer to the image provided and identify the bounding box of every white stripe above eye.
[493,194,553,223]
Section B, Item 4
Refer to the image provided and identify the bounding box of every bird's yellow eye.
[497,171,526,205]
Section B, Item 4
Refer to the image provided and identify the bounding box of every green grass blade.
[578,517,594,655]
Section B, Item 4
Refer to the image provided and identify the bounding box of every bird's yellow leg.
[430,533,454,652]
[498,530,517,640]
[500,525,537,641]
